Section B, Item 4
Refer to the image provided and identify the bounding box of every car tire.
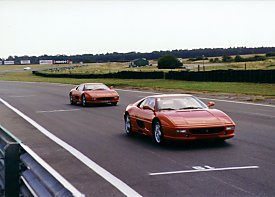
[215,138,226,144]
[124,114,133,136]
[69,94,76,105]
[81,94,87,107]
[153,120,164,144]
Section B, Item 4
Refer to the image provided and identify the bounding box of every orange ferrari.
[69,83,119,106]
[124,94,235,144]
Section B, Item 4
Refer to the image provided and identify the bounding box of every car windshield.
[157,96,207,111]
[84,84,109,91]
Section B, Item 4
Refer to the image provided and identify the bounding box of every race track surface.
[1,81,275,197]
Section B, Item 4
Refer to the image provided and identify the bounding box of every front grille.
[189,127,224,134]
[97,97,114,101]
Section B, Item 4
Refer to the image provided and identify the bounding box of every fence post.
[4,144,19,197]
[0,126,20,197]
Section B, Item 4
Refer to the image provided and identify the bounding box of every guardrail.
[0,126,85,197]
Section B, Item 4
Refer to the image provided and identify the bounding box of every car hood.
[85,90,118,97]
[160,109,233,126]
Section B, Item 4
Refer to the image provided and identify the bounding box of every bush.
[157,54,183,69]
[189,56,208,61]
[222,54,233,62]
[235,55,244,62]
[266,52,275,57]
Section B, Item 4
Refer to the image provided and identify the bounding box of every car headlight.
[176,129,187,133]
[225,126,235,131]
[114,96,119,99]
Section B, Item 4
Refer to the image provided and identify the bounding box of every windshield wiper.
[94,88,106,90]
[179,107,202,109]
[159,108,175,110]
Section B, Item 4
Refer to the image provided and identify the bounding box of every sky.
[1,0,275,59]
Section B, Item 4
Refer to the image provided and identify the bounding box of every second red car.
[69,83,119,106]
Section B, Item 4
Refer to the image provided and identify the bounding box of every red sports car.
[69,83,119,106]
[124,94,235,144]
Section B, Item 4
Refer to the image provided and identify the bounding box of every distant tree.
[222,54,233,62]
[253,55,266,61]
[157,54,183,69]
[213,58,220,63]
[235,55,244,62]
[2,47,275,64]
[7,56,14,61]
[266,52,275,57]
[188,56,208,61]
[210,58,220,63]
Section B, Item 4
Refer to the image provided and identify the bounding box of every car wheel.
[111,102,118,106]
[153,120,163,144]
[124,114,132,135]
[81,94,87,107]
[69,94,76,105]
[215,138,226,144]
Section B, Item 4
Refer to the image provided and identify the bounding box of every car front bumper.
[162,125,235,141]
[86,97,119,104]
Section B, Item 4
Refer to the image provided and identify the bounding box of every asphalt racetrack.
[1,81,275,197]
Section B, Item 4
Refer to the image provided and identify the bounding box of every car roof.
[148,94,193,98]
[81,83,105,85]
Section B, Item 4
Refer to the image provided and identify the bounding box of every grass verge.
[1,72,275,97]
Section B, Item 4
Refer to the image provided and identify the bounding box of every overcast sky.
[1,0,275,58]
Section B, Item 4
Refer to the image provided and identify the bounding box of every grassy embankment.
[1,54,275,97]
[1,71,275,97]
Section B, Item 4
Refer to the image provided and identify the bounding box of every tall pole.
[202,55,205,71]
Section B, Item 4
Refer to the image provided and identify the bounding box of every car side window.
[139,98,155,109]
[138,98,148,109]
[147,98,155,109]
[78,84,84,91]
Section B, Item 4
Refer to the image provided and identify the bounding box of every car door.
[135,97,156,135]
[73,84,84,102]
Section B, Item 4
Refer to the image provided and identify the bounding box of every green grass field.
[1,71,275,97]
[1,54,275,99]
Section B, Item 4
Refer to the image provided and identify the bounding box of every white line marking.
[149,166,259,176]
[192,166,206,170]
[116,88,275,108]
[8,95,36,98]
[198,97,275,108]
[115,88,161,95]
[0,98,142,197]
[244,112,275,119]
[36,109,80,113]
[204,165,215,169]
[58,84,71,86]
[21,144,85,197]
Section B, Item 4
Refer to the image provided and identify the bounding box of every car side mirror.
[76,86,79,90]
[143,105,154,111]
[207,101,215,107]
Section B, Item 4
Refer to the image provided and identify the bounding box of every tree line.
[1,47,275,64]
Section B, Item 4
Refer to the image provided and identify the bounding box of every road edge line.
[0,98,142,197]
